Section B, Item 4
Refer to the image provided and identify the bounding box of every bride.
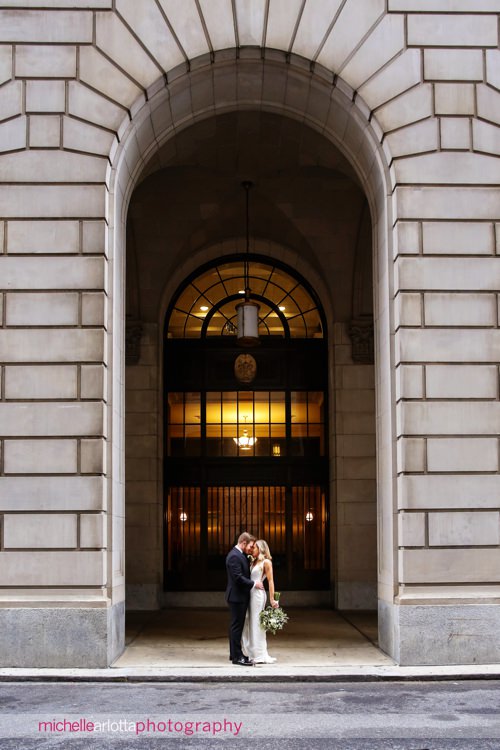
[242,539,279,664]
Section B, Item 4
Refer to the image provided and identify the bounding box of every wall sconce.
[179,512,188,522]
[272,444,281,457]
[305,511,314,522]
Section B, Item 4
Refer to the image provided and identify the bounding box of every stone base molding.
[380,600,500,666]
[0,602,124,668]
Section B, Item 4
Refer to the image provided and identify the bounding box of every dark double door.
[164,337,330,591]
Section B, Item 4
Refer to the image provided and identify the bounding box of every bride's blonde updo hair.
[255,539,272,562]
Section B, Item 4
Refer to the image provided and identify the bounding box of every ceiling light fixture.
[233,416,257,450]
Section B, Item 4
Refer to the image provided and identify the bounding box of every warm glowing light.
[175,396,306,426]
[279,306,286,311]
[200,305,209,312]
[272,444,281,457]
[305,511,314,522]
[233,416,257,450]
[236,300,260,346]
[238,290,245,295]
[179,512,188,522]
[233,428,257,450]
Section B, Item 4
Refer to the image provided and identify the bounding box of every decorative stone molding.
[348,316,374,364]
[125,318,142,365]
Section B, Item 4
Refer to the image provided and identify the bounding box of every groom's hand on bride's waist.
[254,581,265,590]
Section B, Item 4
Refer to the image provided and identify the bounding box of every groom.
[225,531,264,666]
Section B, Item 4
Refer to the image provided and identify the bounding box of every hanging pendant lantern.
[236,181,260,347]
[236,299,260,346]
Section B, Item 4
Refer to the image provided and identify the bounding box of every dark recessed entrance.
[164,256,329,591]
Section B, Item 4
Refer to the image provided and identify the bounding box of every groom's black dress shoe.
[232,657,254,666]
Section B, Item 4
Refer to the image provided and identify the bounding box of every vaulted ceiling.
[127,111,372,325]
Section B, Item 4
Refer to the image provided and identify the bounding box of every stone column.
[334,324,377,610]
[343,2,500,665]
[393,210,500,665]
[0,7,123,665]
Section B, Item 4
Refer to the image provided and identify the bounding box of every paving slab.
[115,609,390,669]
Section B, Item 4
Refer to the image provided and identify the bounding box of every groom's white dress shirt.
[235,546,256,587]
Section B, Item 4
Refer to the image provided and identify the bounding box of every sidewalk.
[1,609,500,682]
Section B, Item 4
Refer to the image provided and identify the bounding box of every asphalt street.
[0,679,500,749]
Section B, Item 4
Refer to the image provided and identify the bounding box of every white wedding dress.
[241,562,277,664]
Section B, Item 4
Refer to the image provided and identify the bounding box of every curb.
[1,665,500,683]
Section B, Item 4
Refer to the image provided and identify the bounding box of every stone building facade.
[0,0,499,667]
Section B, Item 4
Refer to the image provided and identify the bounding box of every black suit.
[225,546,254,662]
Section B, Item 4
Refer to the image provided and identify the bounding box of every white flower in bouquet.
[259,592,289,635]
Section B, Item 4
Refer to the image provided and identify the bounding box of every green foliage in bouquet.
[259,592,289,635]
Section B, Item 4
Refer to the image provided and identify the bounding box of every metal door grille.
[292,486,327,570]
[207,486,286,555]
[166,487,200,573]
[166,484,328,588]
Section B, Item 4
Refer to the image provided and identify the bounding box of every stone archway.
[109,53,396,658]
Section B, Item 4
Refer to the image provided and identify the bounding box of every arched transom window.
[167,257,323,339]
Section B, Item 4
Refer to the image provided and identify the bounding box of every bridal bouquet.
[259,592,289,635]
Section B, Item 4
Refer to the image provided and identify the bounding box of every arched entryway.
[109,53,395,660]
[123,108,378,615]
